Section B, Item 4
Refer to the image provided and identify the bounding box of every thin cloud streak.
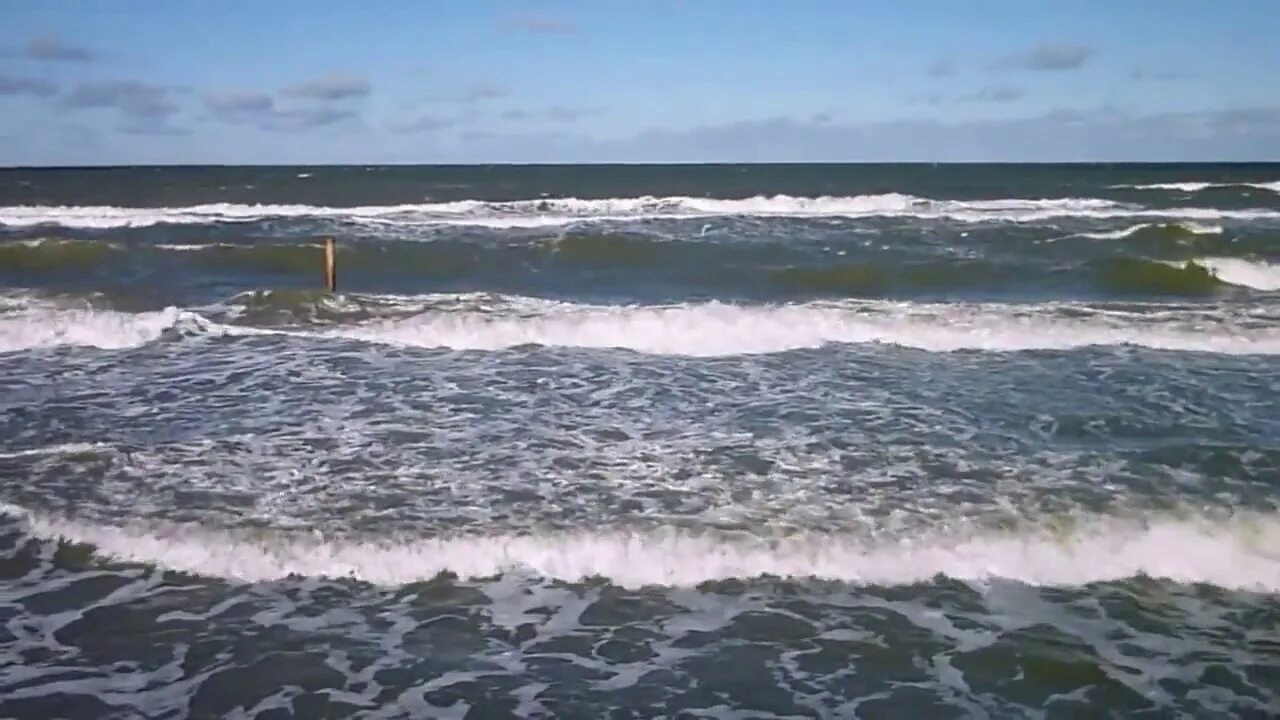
[499,14,576,35]
[283,74,372,101]
[991,43,1092,71]
[0,74,57,97]
[24,35,95,63]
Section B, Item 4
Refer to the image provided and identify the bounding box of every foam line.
[3,195,1279,229]
[6,504,1279,591]
[1115,181,1280,193]
[3,296,1279,356]
[1079,222,1223,240]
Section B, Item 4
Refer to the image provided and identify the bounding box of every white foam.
[0,442,107,460]
[1116,181,1280,193]
[154,242,313,252]
[314,298,1280,356]
[7,504,1280,591]
[1,238,119,248]
[1080,222,1223,240]
[0,306,189,352]
[3,195,1279,229]
[3,296,1279,356]
[154,243,220,251]
[1198,257,1280,291]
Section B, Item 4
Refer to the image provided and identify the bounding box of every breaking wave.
[1079,222,1224,241]
[2,293,1278,356]
[5,503,1279,591]
[1115,181,1280,193]
[0,305,195,352]
[1193,257,1280,292]
[4,195,1280,229]
[1097,259,1223,295]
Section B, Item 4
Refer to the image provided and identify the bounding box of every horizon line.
[5,159,1280,170]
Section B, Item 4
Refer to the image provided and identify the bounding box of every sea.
[1,163,1279,719]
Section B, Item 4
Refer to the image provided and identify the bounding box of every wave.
[1,240,339,276]
[0,238,119,270]
[216,288,439,324]
[1115,181,1280,193]
[4,195,1280,229]
[5,503,1279,590]
[0,442,107,460]
[1079,222,1223,241]
[1097,259,1223,295]
[167,242,332,274]
[303,299,1280,355]
[0,305,194,353]
[1193,257,1280,292]
[1098,257,1280,294]
[158,234,675,274]
[3,294,1278,356]
[767,261,1014,295]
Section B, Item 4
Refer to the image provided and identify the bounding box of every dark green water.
[1,164,1279,718]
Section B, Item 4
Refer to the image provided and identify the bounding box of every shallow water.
[1,164,1279,718]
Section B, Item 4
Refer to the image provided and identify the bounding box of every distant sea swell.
[4,193,1280,230]
[4,235,1277,297]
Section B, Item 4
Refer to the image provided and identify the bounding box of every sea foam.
[1115,181,1280,193]
[3,295,1278,356]
[312,300,1280,355]
[1196,257,1280,292]
[0,305,192,352]
[1079,222,1224,240]
[6,503,1279,591]
[3,194,1280,229]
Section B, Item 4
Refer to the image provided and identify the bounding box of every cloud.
[266,106,359,131]
[0,73,57,97]
[958,85,1025,103]
[389,114,468,134]
[991,43,1092,71]
[203,89,360,132]
[912,86,1024,106]
[24,35,94,63]
[500,14,575,34]
[928,59,956,78]
[1131,67,1185,82]
[501,104,597,122]
[205,91,275,116]
[284,74,371,101]
[420,83,508,104]
[1211,107,1280,133]
[119,120,189,136]
[908,92,945,107]
[204,75,369,133]
[547,107,1280,163]
[460,128,570,148]
[62,80,187,134]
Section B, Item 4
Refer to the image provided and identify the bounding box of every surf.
[5,195,1280,229]
[3,293,1278,356]
[6,502,1280,591]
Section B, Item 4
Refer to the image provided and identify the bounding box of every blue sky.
[1,0,1278,164]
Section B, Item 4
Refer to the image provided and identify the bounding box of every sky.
[1,0,1278,165]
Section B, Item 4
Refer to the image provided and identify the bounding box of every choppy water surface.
[2,164,1280,718]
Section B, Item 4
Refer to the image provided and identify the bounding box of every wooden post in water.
[323,237,336,293]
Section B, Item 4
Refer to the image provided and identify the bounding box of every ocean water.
[1,163,1279,718]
